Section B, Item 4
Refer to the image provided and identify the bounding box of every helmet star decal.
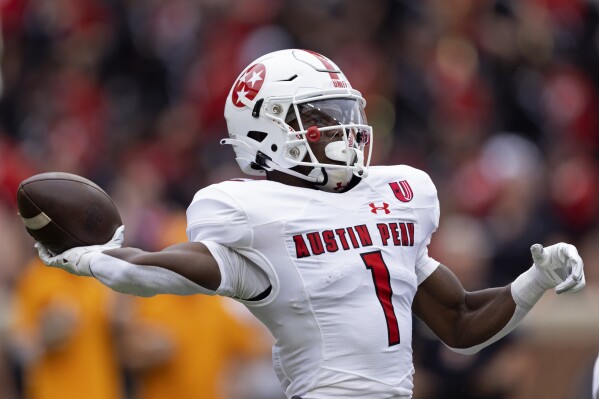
[247,70,264,87]
[232,63,266,108]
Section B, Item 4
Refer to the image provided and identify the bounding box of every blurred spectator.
[593,353,599,399]
[119,293,276,399]
[0,285,17,399]
[118,211,281,399]
[0,197,41,399]
[8,258,123,399]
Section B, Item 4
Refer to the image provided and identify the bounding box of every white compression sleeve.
[447,265,549,355]
[88,252,216,297]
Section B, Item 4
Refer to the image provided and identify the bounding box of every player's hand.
[36,225,125,276]
[530,243,585,294]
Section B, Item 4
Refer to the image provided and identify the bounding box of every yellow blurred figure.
[120,211,270,399]
[10,258,122,399]
[121,294,263,399]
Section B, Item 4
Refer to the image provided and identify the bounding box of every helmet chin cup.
[324,141,354,163]
[315,167,354,192]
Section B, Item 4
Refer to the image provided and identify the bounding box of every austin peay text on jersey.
[292,221,416,258]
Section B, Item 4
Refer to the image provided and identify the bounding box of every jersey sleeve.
[186,184,253,247]
[413,170,441,284]
[202,240,271,300]
[186,185,270,300]
[415,244,440,285]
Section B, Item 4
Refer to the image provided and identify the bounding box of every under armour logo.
[369,202,390,214]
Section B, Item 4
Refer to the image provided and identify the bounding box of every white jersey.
[186,165,440,399]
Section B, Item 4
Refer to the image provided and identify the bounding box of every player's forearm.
[449,267,550,355]
[451,286,516,349]
[87,250,218,297]
[414,266,518,351]
[103,243,222,290]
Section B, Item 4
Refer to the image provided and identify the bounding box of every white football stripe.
[19,212,51,230]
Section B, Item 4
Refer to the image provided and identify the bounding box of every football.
[17,172,122,254]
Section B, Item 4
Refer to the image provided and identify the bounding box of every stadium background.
[0,0,598,398]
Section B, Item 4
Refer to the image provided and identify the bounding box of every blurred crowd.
[0,0,598,398]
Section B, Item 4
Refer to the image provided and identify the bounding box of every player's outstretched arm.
[413,243,585,354]
[36,227,270,299]
[36,226,221,296]
[102,242,222,291]
[412,265,515,351]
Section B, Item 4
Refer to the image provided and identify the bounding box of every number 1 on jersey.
[360,251,400,346]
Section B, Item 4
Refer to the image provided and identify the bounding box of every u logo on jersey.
[389,180,413,202]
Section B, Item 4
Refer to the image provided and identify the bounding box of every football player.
[36,50,585,399]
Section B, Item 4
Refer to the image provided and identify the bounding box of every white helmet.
[222,49,373,192]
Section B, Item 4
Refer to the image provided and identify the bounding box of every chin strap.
[221,137,325,183]
[277,165,325,184]
[221,137,367,185]
[353,149,366,178]
[220,138,257,154]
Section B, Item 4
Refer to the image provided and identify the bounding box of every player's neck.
[266,170,362,192]
[266,169,317,190]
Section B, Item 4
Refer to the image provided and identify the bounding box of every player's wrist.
[511,265,553,309]
[75,250,103,277]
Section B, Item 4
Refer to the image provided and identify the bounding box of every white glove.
[529,243,585,294]
[36,226,125,277]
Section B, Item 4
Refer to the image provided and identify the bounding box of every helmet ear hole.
[247,131,268,142]
[271,144,278,152]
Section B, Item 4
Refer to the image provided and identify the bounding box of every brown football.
[17,172,122,254]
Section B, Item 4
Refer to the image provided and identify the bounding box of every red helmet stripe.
[303,50,340,81]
